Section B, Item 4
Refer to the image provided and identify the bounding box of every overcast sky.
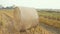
[0,0,60,9]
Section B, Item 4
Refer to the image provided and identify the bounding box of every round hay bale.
[14,7,39,31]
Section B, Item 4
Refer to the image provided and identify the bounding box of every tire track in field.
[39,23,60,34]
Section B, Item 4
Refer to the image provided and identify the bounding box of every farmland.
[37,10,60,28]
[0,8,60,34]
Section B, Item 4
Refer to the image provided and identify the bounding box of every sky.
[0,0,60,9]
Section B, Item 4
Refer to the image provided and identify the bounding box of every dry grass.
[26,25,56,34]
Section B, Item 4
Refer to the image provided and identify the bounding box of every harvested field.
[38,11,60,28]
[0,8,60,34]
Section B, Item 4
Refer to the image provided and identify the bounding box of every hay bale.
[14,7,39,31]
